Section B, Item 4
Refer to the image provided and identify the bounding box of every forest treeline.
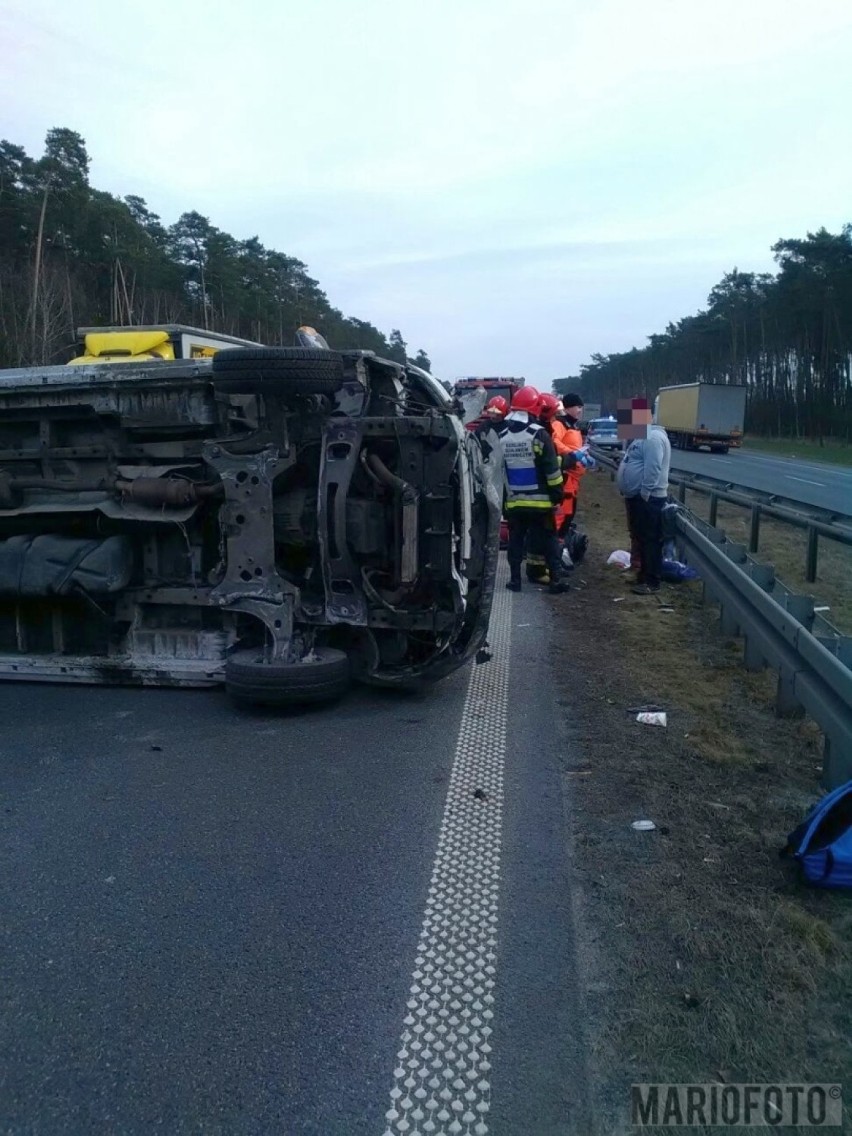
[0,128,430,371]
[555,226,852,440]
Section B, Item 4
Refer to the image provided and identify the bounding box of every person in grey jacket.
[616,423,672,594]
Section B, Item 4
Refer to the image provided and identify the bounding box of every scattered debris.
[682,993,703,1010]
[661,559,700,582]
[606,550,632,568]
[473,788,488,801]
[631,820,656,832]
[637,711,667,727]
[814,606,831,612]
[475,649,492,664]
[150,745,162,752]
[613,597,625,603]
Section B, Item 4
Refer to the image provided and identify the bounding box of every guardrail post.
[785,594,815,631]
[720,605,740,638]
[773,596,814,720]
[816,636,852,669]
[823,736,842,792]
[698,527,725,606]
[749,564,775,591]
[743,636,765,671]
[776,667,805,718]
[709,493,719,527]
[749,506,761,554]
[806,526,818,583]
[744,566,774,667]
[719,543,748,637]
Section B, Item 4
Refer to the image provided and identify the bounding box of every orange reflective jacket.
[561,421,586,495]
[547,419,572,456]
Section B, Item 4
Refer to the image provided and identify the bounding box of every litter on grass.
[606,550,632,568]
[637,711,667,727]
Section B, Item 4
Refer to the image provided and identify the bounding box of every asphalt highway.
[668,448,852,516]
[0,573,591,1135]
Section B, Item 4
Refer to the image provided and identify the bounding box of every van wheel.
[212,347,345,396]
[225,646,351,706]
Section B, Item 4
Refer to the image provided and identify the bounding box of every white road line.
[381,564,512,1136]
[786,475,826,487]
[793,463,852,479]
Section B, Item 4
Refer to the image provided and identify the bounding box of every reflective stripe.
[505,498,554,510]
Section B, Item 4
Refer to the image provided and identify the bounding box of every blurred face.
[617,398,652,442]
[564,402,583,419]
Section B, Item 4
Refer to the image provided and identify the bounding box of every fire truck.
[452,377,526,427]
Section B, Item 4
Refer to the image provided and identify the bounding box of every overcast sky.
[3,0,851,383]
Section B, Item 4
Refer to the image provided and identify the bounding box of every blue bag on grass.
[660,559,700,582]
[782,781,852,889]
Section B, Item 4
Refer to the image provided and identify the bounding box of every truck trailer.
[654,382,746,453]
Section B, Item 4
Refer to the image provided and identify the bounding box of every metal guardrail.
[675,514,852,789]
[589,446,852,787]
[672,472,852,583]
[590,446,852,582]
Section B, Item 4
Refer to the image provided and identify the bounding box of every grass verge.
[682,491,852,635]
[547,468,852,1134]
[743,436,852,467]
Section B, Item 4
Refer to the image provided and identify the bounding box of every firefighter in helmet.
[496,387,568,594]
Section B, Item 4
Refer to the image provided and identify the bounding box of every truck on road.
[655,382,747,453]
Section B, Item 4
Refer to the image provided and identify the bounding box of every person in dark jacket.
[616,411,672,594]
[497,387,568,595]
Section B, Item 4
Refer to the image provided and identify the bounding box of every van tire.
[225,646,351,706]
[213,347,345,396]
